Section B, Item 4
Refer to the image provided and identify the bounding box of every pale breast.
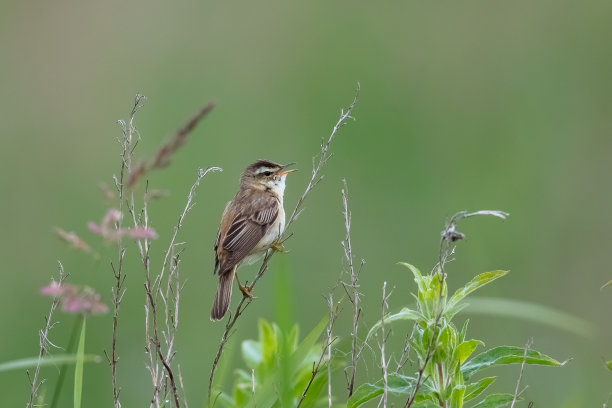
[241,204,285,266]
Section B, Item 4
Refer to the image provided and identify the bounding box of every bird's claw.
[238,280,254,300]
[270,239,288,253]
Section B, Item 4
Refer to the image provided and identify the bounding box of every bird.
[210,160,296,321]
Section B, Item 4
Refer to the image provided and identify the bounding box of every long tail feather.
[210,267,235,321]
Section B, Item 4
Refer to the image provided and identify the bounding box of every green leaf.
[455,339,485,365]
[449,385,465,408]
[288,315,328,374]
[347,374,414,408]
[462,346,567,380]
[366,307,422,342]
[464,377,496,401]
[459,319,470,343]
[241,340,262,369]
[459,297,596,339]
[412,401,442,408]
[245,316,329,408]
[470,393,517,408]
[447,271,508,311]
[399,262,426,294]
[74,316,86,408]
[0,354,102,372]
[605,360,612,371]
[258,319,279,370]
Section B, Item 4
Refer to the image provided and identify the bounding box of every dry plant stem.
[341,180,364,398]
[208,83,360,402]
[108,94,145,408]
[378,282,392,408]
[133,168,220,408]
[394,326,415,374]
[26,263,66,408]
[510,338,533,408]
[297,295,340,408]
[327,295,335,408]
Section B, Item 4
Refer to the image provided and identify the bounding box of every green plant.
[350,264,566,408]
[215,318,330,408]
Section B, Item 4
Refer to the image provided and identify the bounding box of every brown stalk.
[128,102,215,188]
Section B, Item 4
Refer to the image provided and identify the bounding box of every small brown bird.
[211,160,296,321]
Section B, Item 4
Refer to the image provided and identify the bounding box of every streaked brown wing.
[216,195,279,274]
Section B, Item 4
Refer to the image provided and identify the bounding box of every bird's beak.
[277,163,297,176]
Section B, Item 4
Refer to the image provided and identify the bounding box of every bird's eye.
[263,171,272,176]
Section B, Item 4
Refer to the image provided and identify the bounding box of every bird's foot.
[270,238,288,253]
[238,280,254,300]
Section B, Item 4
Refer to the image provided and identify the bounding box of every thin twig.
[135,167,220,408]
[108,94,145,408]
[511,338,533,408]
[297,295,341,408]
[340,180,364,398]
[378,282,392,408]
[208,83,360,402]
[394,326,415,374]
[26,263,66,408]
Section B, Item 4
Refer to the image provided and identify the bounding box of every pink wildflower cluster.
[88,209,158,241]
[40,282,109,315]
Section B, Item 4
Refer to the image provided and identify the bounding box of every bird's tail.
[210,267,235,321]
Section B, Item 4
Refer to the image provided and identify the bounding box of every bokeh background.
[1,0,611,406]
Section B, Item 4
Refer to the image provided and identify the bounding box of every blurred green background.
[1,0,611,406]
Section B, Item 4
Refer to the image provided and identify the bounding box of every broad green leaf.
[74,317,86,408]
[241,340,262,369]
[366,307,422,342]
[455,339,485,365]
[447,271,508,310]
[471,393,517,408]
[605,360,612,371]
[347,374,414,408]
[464,377,496,401]
[462,346,567,380]
[0,354,101,372]
[460,297,596,339]
[449,385,465,408]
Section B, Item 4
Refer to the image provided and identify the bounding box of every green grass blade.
[74,316,86,408]
[0,354,101,372]
[460,296,596,338]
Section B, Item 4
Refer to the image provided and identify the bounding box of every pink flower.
[55,228,92,252]
[126,226,158,239]
[40,281,64,296]
[89,209,157,241]
[40,282,108,315]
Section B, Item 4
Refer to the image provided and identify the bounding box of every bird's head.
[241,160,296,195]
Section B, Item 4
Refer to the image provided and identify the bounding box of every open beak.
[277,162,297,176]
